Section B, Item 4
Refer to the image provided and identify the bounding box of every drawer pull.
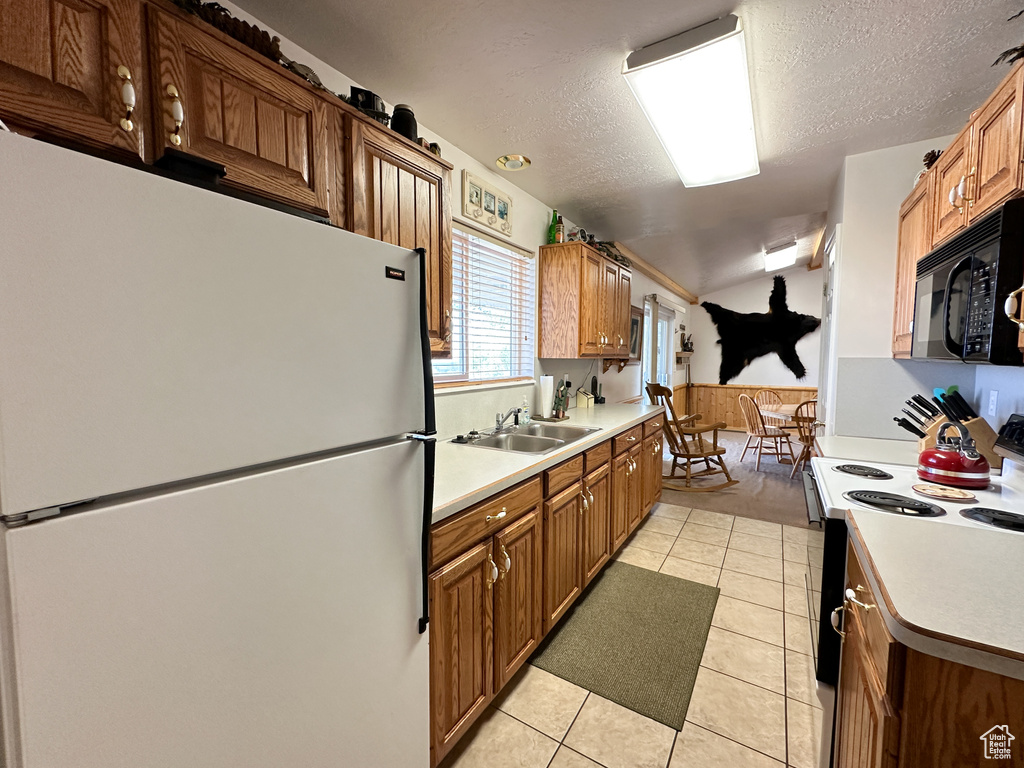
[166,84,184,146]
[498,544,511,579]
[486,554,498,588]
[117,65,136,132]
[650,422,661,429]
[830,605,846,639]
[486,507,507,522]
[626,436,636,442]
[845,588,875,612]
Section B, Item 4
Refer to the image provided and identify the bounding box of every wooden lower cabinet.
[543,479,583,632]
[581,463,610,587]
[428,541,494,765]
[625,444,643,534]
[493,509,543,689]
[610,450,630,552]
[641,431,663,516]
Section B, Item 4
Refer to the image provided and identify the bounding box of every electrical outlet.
[988,390,999,418]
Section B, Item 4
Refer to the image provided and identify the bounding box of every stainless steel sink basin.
[472,433,565,454]
[519,424,600,441]
[461,423,601,454]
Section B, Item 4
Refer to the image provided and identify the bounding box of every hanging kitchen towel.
[538,376,554,418]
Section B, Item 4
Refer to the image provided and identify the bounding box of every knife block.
[917,416,1003,472]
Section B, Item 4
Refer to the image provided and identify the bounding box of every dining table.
[758,402,802,422]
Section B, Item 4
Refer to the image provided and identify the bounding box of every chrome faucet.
[495,407,522,432]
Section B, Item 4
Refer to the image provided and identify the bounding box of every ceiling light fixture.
[496,154,531,171]
[763,241,798,272]
[622,14,759,187]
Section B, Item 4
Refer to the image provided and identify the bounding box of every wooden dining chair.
[646,383,737,492]
[790,400,820,478]
[754,388,787,429]
[738,394,796,471]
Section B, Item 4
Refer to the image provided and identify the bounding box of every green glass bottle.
[547,209,558,244]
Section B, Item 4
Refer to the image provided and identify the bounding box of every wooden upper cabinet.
[893,170,933,358]
[581,463,610,587]
[348,118,453,356]
[429,541,494,766]
[969,65,1024,221]
[147,6,330,214]
[538,242,633,359]
[931,126,971,246]
[493,508,543,690]
[0,0,145,159]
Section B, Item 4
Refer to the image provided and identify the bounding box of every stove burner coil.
[960,507,1024,532]
[833,464,894,480]
[843,490,946,517]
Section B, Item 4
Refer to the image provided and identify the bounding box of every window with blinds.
[432,228,536,384]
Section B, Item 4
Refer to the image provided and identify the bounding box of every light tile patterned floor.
[439,503,826,768]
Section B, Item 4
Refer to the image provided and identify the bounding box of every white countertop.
[816,435,919,466]
[847,508,1024,679]
[432,404,662,524]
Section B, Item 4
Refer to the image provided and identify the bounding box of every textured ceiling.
[238,0,1022,294]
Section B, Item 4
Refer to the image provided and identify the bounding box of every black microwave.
[912,199,1024,365]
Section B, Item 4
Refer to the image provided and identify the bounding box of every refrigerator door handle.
[415,247,437,438]
[417,436,436,634]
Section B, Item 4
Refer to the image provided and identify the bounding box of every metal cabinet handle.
[499,544,511,580]
[587,490,595,506]
[486,507,507,522]
[166,84,184,146]
[845,587,875,611]
[486,554,498,588]
[830,605,846,639]
[117,65,136,132]
[1005,287,1024,330]
[626,436,636,442]
[962,167,976,206]
[618,335,624,346]
[443,309,452,343]
[580,490,589,513]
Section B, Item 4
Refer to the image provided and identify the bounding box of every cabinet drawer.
[644,414,665,437]
[613,426,642,455]
[583,441,611,473]
[544,455,584,497]
[847,543,900,691]
[431,478,541,570]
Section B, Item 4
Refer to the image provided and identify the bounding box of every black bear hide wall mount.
[701,276,821,385]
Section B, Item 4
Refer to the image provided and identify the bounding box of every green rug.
[531,561,719,730]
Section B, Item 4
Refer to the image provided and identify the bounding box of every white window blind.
[432,228,536,384]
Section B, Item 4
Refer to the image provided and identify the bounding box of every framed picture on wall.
[462,171,513,235]
[628,305,643,363]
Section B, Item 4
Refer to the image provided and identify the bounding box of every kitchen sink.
[461,424,601,454]
[471,433,565,454]
[518,424,600,441]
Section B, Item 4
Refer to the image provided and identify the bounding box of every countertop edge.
[846,512,1024,681]
[431,405,663,524]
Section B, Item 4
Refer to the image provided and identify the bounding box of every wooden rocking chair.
[646,383,738,493]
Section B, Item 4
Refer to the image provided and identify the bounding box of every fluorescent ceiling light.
[764,242,798,272]
[623,15,759,187]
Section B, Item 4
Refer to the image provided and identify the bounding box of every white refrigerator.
[0,134,434,767]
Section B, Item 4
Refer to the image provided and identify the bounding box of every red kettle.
[917,422,991,489]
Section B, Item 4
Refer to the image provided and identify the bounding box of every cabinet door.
[148,7,330,214]
[616,268,632,356]
[931,127,971,246]
[626,445,643,534]
[969,67,1024,222]
[578,250,603,356]
[0,0,145,159]
[494,508,543,689]
[834,610,900,768]
[429,542,495,765]
[893,174,932,358]
[641,434,659,517]
[602,258,619,355]
[349,119,453,356]
[543,480,583,631]
[610,451,630,553]
[581,463,611,586]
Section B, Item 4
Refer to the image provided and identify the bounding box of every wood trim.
[690,384,818,430]
[808,227,826,271]
[613,241,698,304]
[434,376,533,390]
[847,514,1024,665]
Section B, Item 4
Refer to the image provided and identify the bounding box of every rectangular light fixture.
[623,15,759,187]
[764,242,798,272]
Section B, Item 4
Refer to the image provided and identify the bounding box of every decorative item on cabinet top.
[170,0,281,61]
[463,171,512,235]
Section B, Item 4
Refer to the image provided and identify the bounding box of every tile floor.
[440,503,826,768]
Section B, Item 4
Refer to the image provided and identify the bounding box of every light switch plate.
[988,390,999,417]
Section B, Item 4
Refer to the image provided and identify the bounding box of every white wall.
[821,134,991,440]
[690,268,823,387]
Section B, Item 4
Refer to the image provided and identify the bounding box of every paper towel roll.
[538,376,554,418]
